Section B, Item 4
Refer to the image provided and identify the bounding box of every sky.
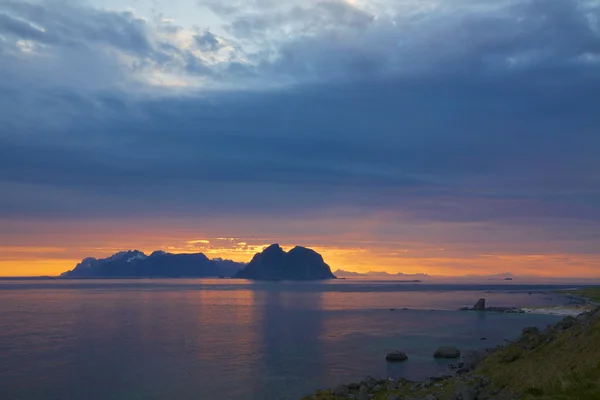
[1,0,600,277]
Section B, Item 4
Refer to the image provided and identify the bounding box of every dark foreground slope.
[61,250,245,277]
[303,305,600,400]
[478,308,600,399]
[235,244,336,280]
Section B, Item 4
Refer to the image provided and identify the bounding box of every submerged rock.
[434,346,461,358]
[385,351,408,362]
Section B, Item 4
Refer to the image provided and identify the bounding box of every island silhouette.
[61,244,336,280]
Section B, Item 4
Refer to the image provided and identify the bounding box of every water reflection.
[0,280,565,400]
[257,284,326,399]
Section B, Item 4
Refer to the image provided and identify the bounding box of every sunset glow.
[2,216,600,277]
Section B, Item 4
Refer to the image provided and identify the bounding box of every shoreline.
[303,293,599,400]
[521,304,596,316]
[522,287,600,315]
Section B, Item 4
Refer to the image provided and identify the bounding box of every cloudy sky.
[1,0,599,276]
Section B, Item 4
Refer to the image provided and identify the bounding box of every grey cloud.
[255,0,600,82]
[3,0,598,90]
[0,13,49,43]
[0,0,223,85]
[1,69,599,224]
[1,1,154,55]
[0,0,600,242]
[195,30,220,51]
[223,0,375,42]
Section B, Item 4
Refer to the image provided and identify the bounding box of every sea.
[0,279,581,400]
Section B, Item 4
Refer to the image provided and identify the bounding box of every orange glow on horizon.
[2,214,599,278]
[1,241,600,278]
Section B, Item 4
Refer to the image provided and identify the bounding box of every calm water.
[0,279,572,400]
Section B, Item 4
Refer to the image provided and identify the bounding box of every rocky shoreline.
[302,294,600,400]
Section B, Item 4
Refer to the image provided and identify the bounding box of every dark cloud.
[0,0,599,247]
[1,71,599,225]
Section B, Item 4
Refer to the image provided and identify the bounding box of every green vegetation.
[302,303,600,400]
[302,381,456,400]
[480,310,600,400]
[561,287,600,302]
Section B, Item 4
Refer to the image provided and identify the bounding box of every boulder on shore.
[434,346,461,358]
[385,351,408,362]
[473,298,486,310]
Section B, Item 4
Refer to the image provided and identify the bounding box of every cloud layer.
[1,0,600,275]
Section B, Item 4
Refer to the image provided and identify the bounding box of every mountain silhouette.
[234,244,336,280]
[61,250,245,278]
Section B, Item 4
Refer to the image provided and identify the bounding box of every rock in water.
[234,244,336,280]
[434,346,461,358]
[473,298,486,310]
[385,351,408,362]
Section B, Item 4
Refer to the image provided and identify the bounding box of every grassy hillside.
[563,287,600,302]
[302,305,600,400]
[480,307,600,400]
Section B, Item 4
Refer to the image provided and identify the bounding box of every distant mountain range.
[333,269,429,278]
[464,272,514,280]
[59,248,519,282]
[235,244,336,280]
[61,250,245,278]
[332,270,523,282]
[61,245,336,280]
